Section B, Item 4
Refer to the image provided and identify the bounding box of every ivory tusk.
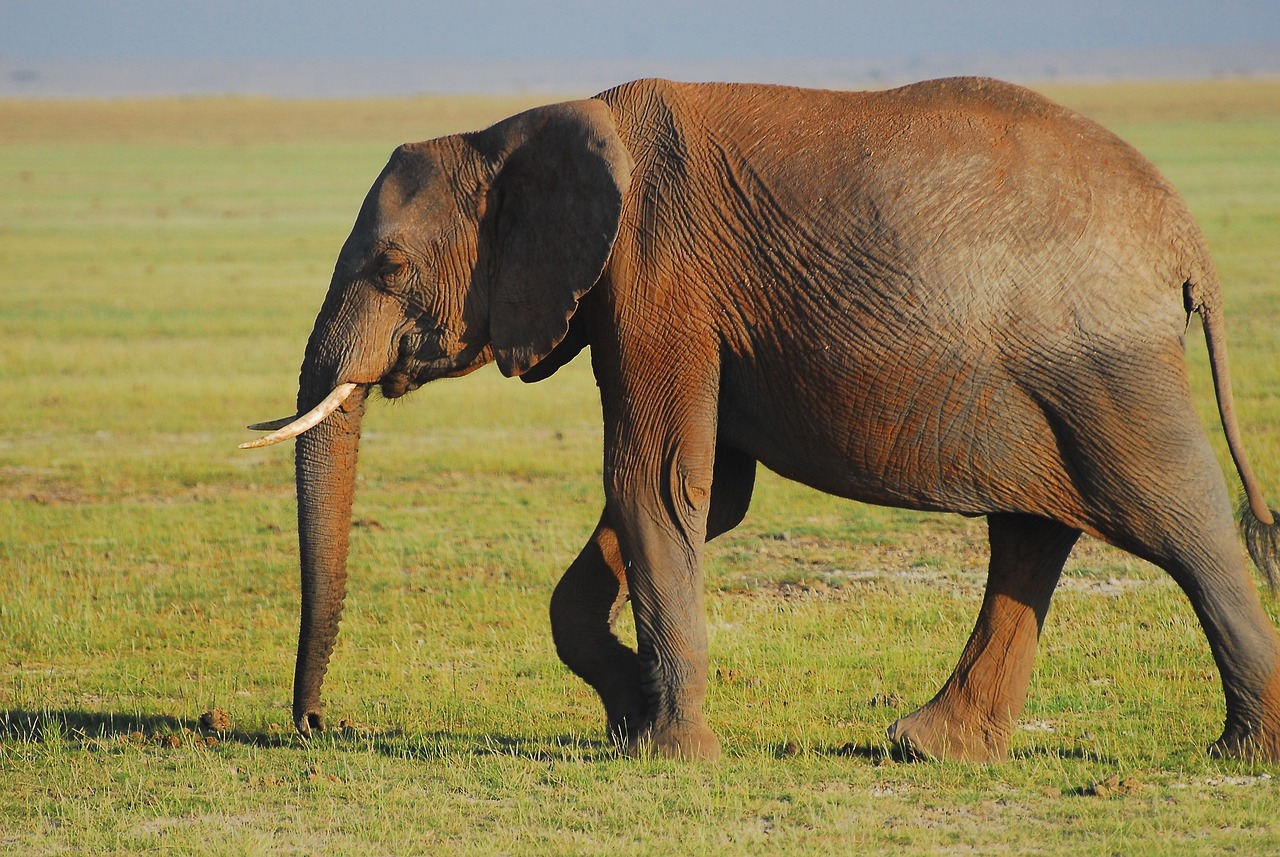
[238,382,359,450]
[246,415,299,431]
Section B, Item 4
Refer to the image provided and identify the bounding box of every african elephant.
[243,76,1280,763]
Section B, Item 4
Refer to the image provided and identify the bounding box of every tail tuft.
[1240,496,1280,592]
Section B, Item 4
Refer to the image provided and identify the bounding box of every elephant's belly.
[718,353,1055,516]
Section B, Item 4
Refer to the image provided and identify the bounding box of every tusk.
[238,383,359,450]
[246,415,299,431]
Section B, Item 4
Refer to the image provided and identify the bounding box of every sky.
[4,0,1278,61]
[2,1,1278,96]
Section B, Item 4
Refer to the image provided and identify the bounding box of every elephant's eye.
[374,253,409,284]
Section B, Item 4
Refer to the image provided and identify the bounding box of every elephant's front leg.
[888,514,1080,761]
[606,423,721,760]
[551,447,756,749]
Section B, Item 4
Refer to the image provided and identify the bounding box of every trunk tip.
[295,709,325,737]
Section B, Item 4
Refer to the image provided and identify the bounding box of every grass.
[2,79,1279,854]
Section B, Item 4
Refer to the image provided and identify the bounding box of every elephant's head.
[241,99,632,735]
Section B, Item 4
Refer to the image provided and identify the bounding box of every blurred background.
[3,0,1280,98]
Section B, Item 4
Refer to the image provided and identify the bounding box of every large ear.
[485,99,633,377]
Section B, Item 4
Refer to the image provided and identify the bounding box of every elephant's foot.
[1208,730,1280,763]
[886,702,1010,763]
[624,717,721,761]
[1208,672,1280,763]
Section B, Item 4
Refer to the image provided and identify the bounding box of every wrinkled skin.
[258,77,1280,763]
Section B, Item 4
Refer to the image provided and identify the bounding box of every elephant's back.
[602,76,1209,386]
[600,76,1195,252]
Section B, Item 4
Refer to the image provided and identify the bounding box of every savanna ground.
[1,78,1279,855]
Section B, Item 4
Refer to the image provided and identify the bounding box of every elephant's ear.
[486,99,633,377]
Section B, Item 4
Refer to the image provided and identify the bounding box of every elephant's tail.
[1240,498,1280,592]
[1187,277,1280,589]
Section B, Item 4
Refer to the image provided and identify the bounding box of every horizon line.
[4,43,1280,100]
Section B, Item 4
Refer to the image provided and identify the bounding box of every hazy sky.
[4,0,1278,62]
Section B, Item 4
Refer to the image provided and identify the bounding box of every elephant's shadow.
[817,738,1113,765]
[368,730,618,763]
[0,708,611,761]
[0,708,294,749]
[0,709,1114,765]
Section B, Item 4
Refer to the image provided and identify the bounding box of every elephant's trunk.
[292,379,368,735]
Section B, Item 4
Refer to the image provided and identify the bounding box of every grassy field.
[2,79,1279,854]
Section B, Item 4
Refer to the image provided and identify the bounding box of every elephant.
[242,76,1280,763]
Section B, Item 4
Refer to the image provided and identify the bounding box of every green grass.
[2,80,1280,854]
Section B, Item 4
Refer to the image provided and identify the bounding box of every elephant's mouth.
[380,325,477,399]
[380,371,416,399]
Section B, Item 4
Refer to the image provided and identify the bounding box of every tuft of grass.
[2,81,1280,854]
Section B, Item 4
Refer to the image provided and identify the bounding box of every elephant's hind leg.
[1102,501,1280,763]
[888,514,1079,762]
[1042,358,1280,762]
[550,514,649,745]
